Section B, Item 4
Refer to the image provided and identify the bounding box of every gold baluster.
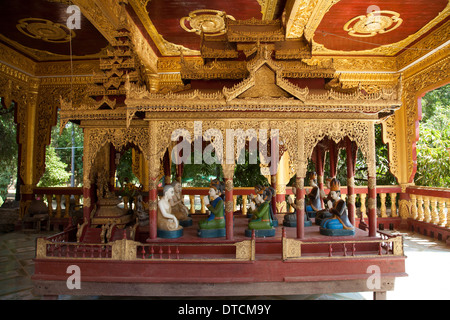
[55,194,62,218]
[380,193,387,217]
[423,196,431,223]
[445,199,450,228]
[233,195,237,212]
[431,197,439,225]
[46,194,53,217]
[417,195,424,221]
[65,194,71,218]
[242,195,248,215]
[189,195,195,214]
[438,198,447,227]
[390,193,398,217]
[410,194,418,220]
[360,193,367,219]
[200,195,206,214]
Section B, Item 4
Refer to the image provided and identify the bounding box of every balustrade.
[31,185,450,243]
[33,187,83,220]
[407,186,449,229]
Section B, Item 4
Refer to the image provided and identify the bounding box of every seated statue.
[198,179,226,238]
[305,172,324,218]
[136,194,149,227]
[314,177,335,225]
[320,179,355,236]
[157,185,183,238]
[246,186,275,237]
[95,171,125,218]
[283,180,312,227]
[170,181,192,227]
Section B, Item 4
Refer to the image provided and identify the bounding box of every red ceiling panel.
[313,0,448,52]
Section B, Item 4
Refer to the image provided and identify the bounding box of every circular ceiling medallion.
[180,9,235,36]
[16,18,75,43]
[343,11,403,37]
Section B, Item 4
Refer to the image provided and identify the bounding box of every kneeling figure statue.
[320,179,355,236]
[198,179,226,238]
[246,186,276,237]
[157,185,183,238]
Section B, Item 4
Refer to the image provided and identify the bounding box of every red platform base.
[32,215,407,299]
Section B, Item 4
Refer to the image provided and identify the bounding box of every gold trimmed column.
[275,152,290,214]
[148,120,159,240]
[296,177,305,239]
[19,78,40,219]
[367,122,377,237]
[296,121,307,239]
[223,163,235,240]
[82,128,95,224]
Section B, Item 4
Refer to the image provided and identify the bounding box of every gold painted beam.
[285,0,324,39]
[258,0,280,20]
[128,0,200,56]
[73,0,158,72]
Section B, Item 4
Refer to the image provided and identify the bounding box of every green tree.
[0,101,18,204]
[38,145,71,187]
[415,84,450,187]
[51,118,84,186]
[116,148,139,187]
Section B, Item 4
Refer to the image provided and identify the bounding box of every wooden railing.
[32,185,404,218]
[31,185,449,233]
[406,186,450,228]
[178,185,404,218]
[33,187,83,219]
[282,228,404,260]
[36,232,256,262]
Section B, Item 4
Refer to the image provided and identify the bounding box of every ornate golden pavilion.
[0,0,449,299]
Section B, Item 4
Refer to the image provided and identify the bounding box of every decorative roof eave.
[58,106,127,134]
[124,79,402,127]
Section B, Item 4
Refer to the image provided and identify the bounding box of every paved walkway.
[0,229,449,300]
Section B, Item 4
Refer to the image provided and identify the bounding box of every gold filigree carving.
[180,10,235,36]
[343,11,402,38]
[282,238,302,260]
[16,18,75,43]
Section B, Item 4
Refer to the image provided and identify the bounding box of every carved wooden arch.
[297,120,375,178]
[383,52,450,184]
[83,126,150,186]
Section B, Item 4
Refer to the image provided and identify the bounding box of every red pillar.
[346,138,356,227]
[148,179,158,240]
[271,175,277,215]
[82,186,95,226]
[225,178,234,240]
[296,177,305,239]
[315,146,325,208]
[163,150,171,185]
[329,141,338,178]
[176,163,184,182]
[368,177,377,237]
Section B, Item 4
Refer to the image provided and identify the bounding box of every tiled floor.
[1,229,449,300]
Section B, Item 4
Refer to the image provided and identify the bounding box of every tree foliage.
[37,145,71,187]
[415,84,450,187]
[116,148,139,187]
[49,118,84,186]
[0,101,18,203]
